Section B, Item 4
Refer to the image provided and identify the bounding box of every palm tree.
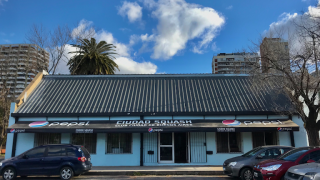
[68,38,119,75]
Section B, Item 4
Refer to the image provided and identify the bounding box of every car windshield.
[279,149,309,162]
[242,147,262,157]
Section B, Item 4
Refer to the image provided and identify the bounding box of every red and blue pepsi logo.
[222,120,241,126]
[277,127,282,131]
[29,121,49,128]
[10,129,15,133]
[148,128,153,133]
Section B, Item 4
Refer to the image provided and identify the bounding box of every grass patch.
[0,154,5,156]
[133,172,145,176]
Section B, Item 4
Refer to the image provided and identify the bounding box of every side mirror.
[307,159,315,163]
[23,154,29,159]
[256,155,263,159]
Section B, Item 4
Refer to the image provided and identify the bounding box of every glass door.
[158,133,174,163]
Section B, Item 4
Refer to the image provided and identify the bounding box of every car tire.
[60,166,74,180]
[240,168,253,180]
[2,167,17,180]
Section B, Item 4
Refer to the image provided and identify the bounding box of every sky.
[0,0,318,74]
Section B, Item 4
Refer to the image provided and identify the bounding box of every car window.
[310,150,320,162]
[66,147,77,157]
[299,153,310,164]
[259,148,281,159]
[48,146,66,157]
[25,147,46,158]
[280,149,309,162]
[242,147,262,157]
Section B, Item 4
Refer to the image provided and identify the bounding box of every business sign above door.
[115,120,193,127]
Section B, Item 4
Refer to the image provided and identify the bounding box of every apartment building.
[212,52,259,74]
[0,44,49,99]
[260,38,290,73]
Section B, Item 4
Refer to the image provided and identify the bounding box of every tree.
[247,13,320,146]
[68,38,119,75]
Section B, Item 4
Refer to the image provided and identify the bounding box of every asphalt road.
[0,175,236,180]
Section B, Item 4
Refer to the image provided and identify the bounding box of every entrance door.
[174,132,188,163]
[158,133,174,163]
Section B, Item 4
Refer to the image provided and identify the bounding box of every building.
[0,44,49,99]
[212,53,259,74]
[260,38,290,73]
[5,72,308,166]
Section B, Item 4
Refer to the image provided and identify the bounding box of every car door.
[17,146,47,175]
[43,146,67,175]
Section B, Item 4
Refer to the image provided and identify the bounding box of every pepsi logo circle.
[222,120,241,126]
[29,121,49,128]
[277,127,282,131]
[148,128,153,133]
[10,129,15,133]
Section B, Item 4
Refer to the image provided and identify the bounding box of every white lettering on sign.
[243,120,283,126]
[115,120,193,127]
[217,128,235,132]
[49,121,90,126]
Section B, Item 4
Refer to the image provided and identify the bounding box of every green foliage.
[68,38,119,75]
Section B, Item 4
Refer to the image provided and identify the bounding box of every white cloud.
[226,5,233,10]
[140,0,225,60]
[118,1,143,23]
[114,57,157,74]
[0,0,8,5]
[54,19,158,74]
[71,19,95,39]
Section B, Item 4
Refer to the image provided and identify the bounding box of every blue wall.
[5,102,16,160]
[15,133,35,156]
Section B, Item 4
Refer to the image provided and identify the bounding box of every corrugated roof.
[13,74,293,117]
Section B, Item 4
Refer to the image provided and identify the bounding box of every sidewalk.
[87,166,224,175]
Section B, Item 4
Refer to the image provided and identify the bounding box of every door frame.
[158,132,174,163]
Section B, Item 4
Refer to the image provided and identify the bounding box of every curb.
[85,171,224,176]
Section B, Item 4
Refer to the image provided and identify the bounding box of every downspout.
[140,115,144,166]
[11,117,19,157]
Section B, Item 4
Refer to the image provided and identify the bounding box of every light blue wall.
[292,115,308,147]
[79,117,109,121]
[15,133,35,156]
[110,116,140,120]
[279,132,291,146]
[90,133,140,166]
[237,115,267,119]
[5,102,16,159]
[19,117,46,121]
[48,117,77,121]
[61,133,71,144]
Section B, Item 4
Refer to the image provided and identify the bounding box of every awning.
[7,119,299,133]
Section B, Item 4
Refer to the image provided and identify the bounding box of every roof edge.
[43,74,250,78]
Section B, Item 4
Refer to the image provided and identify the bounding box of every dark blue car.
[0,144,92,180]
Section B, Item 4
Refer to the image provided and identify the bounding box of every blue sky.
[0,0,318,74]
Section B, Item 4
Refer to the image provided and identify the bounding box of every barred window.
[34,133,61,147]
[216,132,242,153]
[106,133,132,154]
[252,132,278,148]
[71,134,97,154]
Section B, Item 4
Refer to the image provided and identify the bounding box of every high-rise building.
[260,38,290,73]
[0,44,49,99]
[212,52,259,74]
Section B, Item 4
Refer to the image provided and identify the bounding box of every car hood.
[288,163,320,175]
[1,157,19,164]
[224,156,249,165]
[257,159,291,167]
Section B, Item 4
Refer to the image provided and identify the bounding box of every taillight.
[78,157,86,162]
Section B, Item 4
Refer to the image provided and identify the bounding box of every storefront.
[5,73,308,166]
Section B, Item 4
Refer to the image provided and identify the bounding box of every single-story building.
[5,71,309,166]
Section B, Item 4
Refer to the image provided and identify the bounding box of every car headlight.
[261,164,282,171]
[229,162,237,167]
[303,172,317,180]
[0,162,2,166]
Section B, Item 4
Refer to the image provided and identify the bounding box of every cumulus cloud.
[55,19,158,74]
[140,0,225,60]
[118,1,143,23]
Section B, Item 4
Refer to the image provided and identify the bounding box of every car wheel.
[60,166,74,180]
[2,167,17,180]
[240,168,253,180]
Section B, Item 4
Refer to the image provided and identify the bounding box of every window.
[66,147,77,157]
[310,150,320,162]
[71,134,97,154]
[47,146,66,157]
[252,132,278,148]
[258,148,285,159]
[216,132,241,153]
[34,133,61,147]
[106,133,132,154]
[25,147,46,158]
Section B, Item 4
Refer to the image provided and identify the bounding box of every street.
[0,175,236,180]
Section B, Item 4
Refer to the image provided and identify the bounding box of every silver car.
[223,146,293,180]
[285,161,320,180]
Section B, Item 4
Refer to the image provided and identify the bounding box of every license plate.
[254,172,258,177]
[223,167,226,171]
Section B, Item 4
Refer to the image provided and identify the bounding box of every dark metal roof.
[13,74,293,117]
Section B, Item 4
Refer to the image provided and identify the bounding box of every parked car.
[253,147,320,180]
[285,160,320,180]
[223,145,293,180]
[0,144,92,180]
